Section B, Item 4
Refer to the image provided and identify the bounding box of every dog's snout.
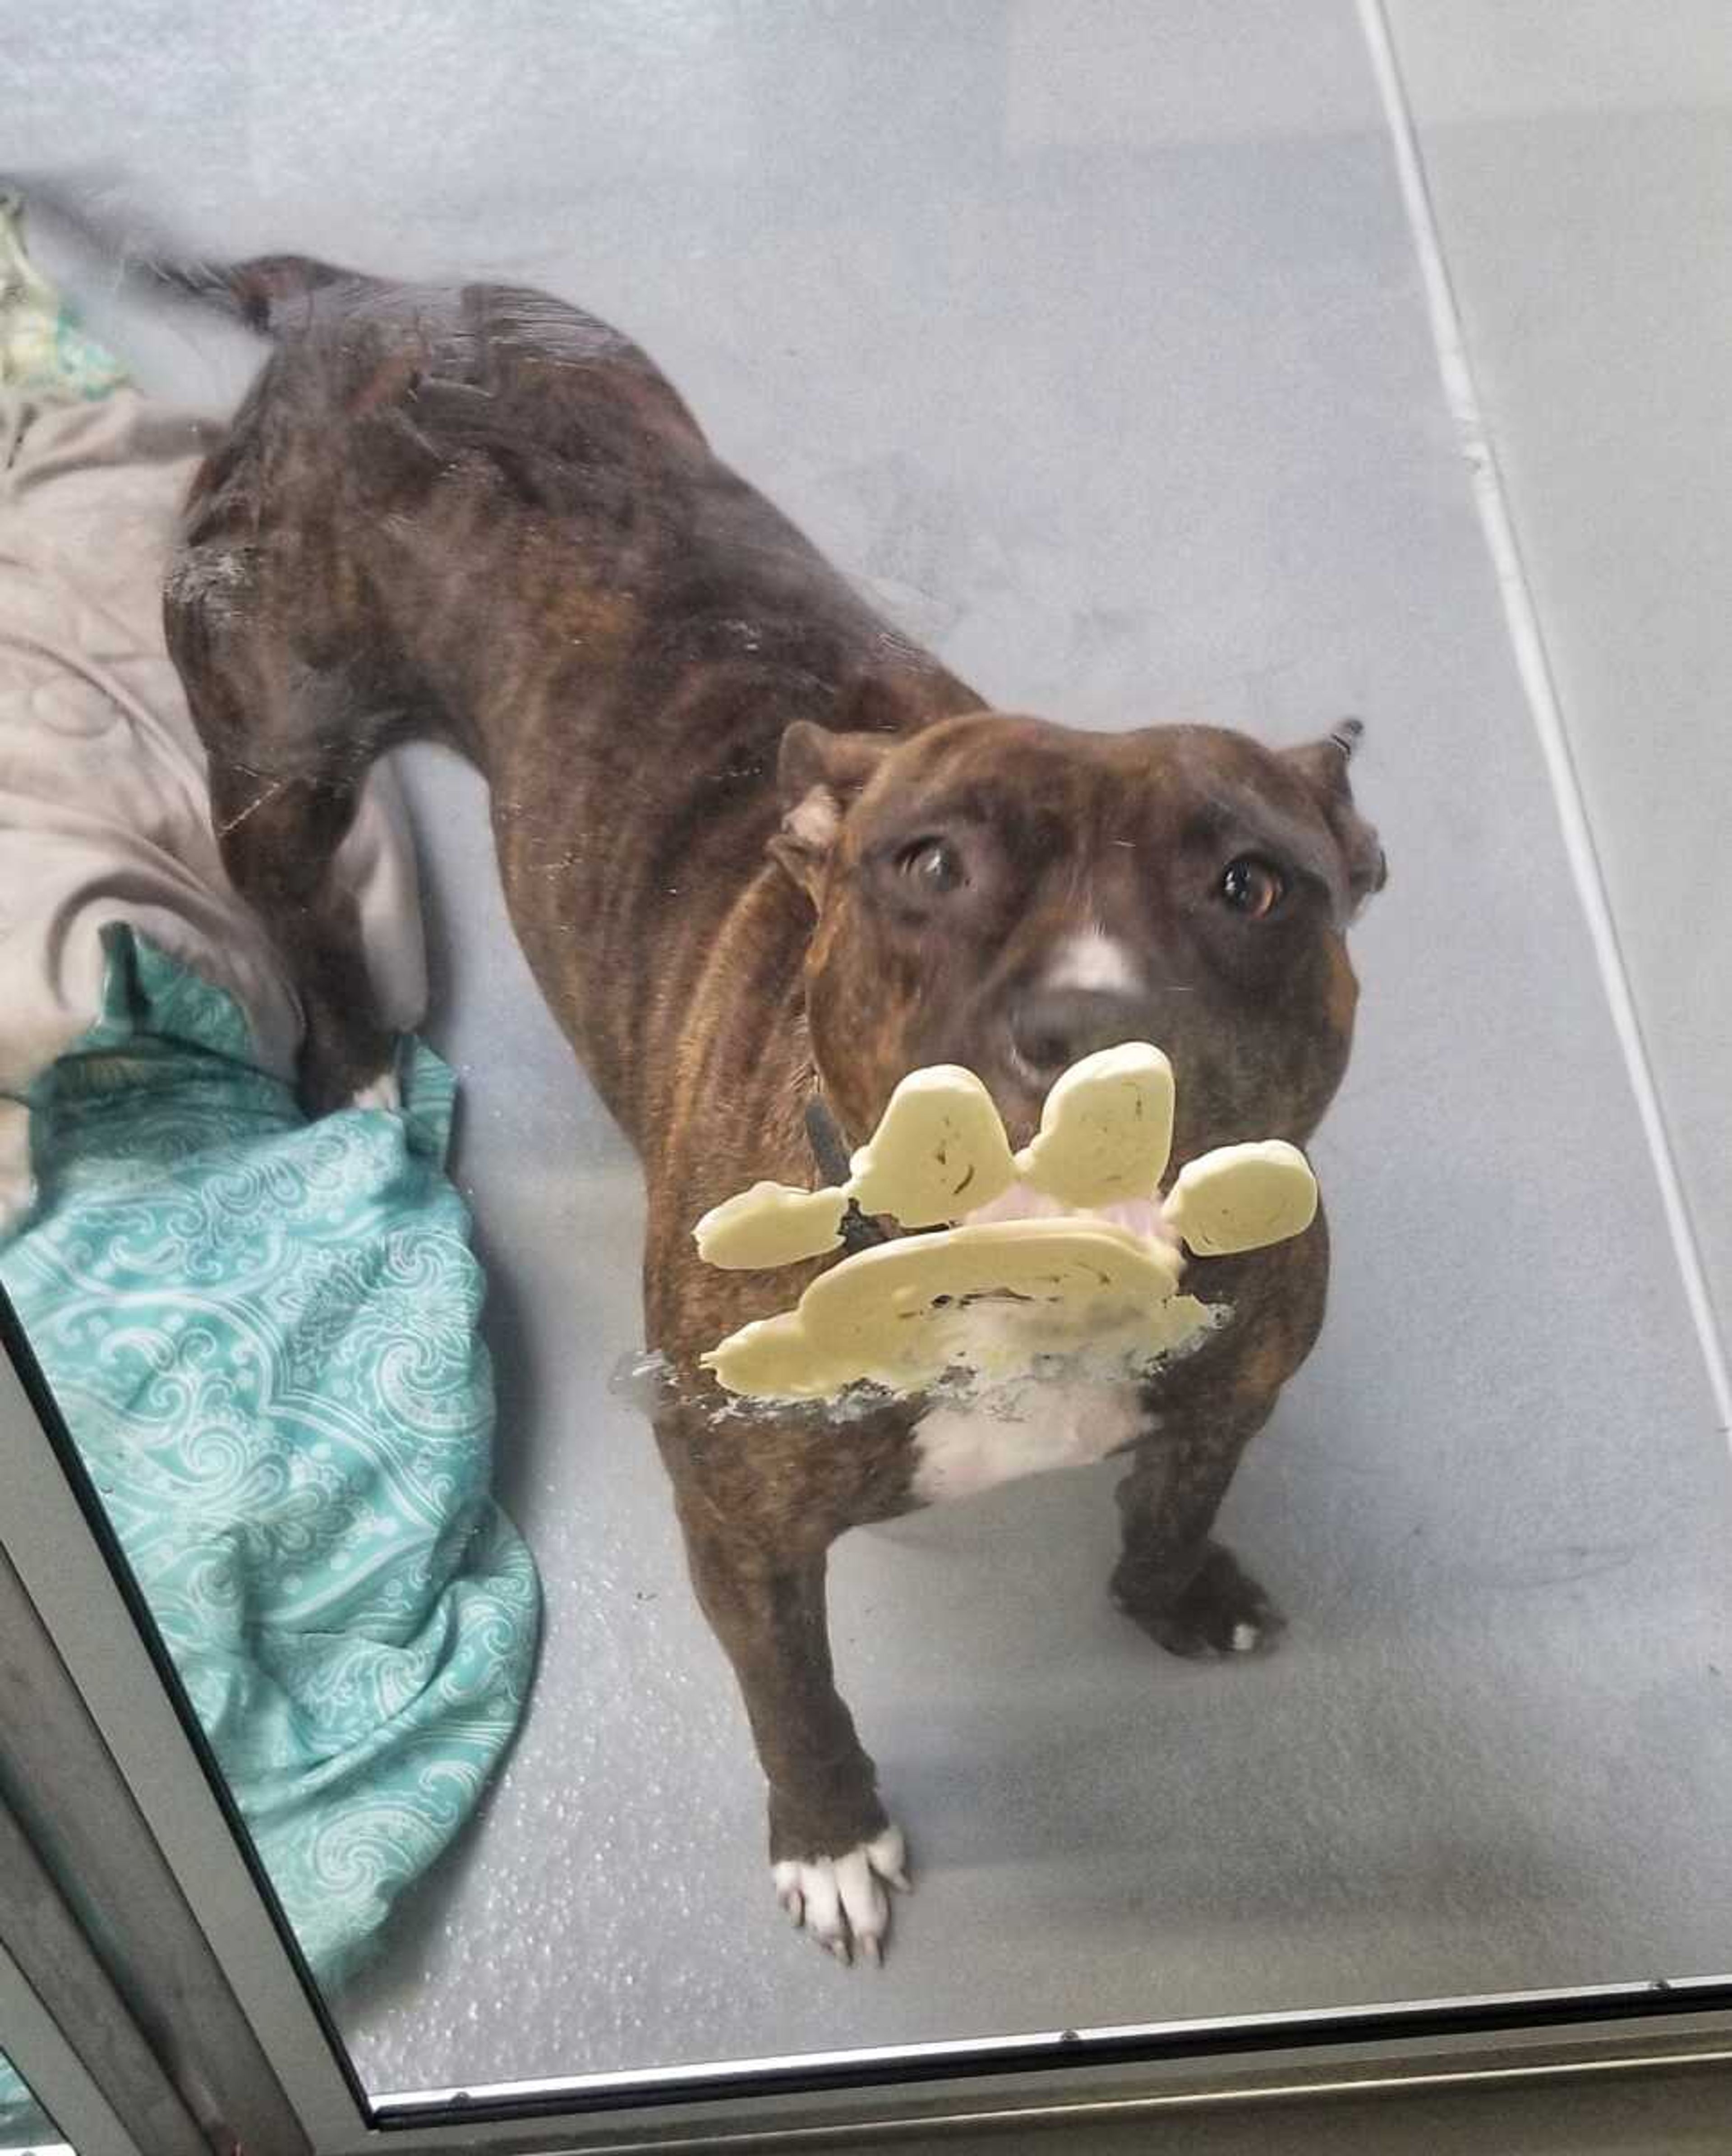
[1009,988,1155,1079]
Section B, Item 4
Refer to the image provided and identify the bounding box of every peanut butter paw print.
[694,1045,1319,1403]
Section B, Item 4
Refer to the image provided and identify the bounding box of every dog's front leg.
[1110,1402,1287,1659]
[678,1515,909,1962]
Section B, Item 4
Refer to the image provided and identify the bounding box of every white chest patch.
[912,1374,1147,1505]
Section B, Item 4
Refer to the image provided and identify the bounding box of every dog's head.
[770,711,1385,1165]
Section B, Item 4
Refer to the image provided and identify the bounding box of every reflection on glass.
[3,0,1731,2124]
[0,2042,68,2156]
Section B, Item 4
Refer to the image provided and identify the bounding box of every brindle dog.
[158,257,1385,1964]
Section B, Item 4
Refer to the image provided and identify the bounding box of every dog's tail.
[2,175,360,336]
[138,252,358,335]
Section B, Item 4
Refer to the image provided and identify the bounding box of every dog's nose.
[1009,989,1155,1081]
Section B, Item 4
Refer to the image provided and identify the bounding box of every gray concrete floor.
[12,0,1732,2106]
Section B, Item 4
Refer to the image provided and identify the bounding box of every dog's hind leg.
[206,747,400,1116]
[169,526,405,1116]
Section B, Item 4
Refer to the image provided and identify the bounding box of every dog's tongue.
[962,1180,1181,1254]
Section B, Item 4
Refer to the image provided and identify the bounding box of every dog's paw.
[772,1824,910,1966]
[1114,1542,1287,1660]
[296,1009,401,1120]
[347,1069,402,1115]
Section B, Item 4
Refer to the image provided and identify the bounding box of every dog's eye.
[897,838,965,894]
[1219,856,1286,919]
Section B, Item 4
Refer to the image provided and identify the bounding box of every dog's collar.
[803,1093,893,1254]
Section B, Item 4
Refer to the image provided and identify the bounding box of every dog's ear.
[1283,719,1388,922]
[769,722,892,902]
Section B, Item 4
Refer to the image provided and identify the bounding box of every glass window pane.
[3,0,1730,2127]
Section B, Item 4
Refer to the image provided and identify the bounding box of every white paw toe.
[772,1824,909,1965]
[348,1070,402,1115]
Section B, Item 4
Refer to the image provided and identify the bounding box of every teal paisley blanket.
[0,930,539,2093]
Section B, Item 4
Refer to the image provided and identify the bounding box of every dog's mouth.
[816,1038,1232,1263]
[962,1178,1184,1255]
[968,1052,1052,1158]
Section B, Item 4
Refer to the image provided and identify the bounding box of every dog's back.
[160,255,976,1124]
[169,261,720,768]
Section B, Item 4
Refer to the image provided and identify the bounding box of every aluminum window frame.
[0,1931,143,2156]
